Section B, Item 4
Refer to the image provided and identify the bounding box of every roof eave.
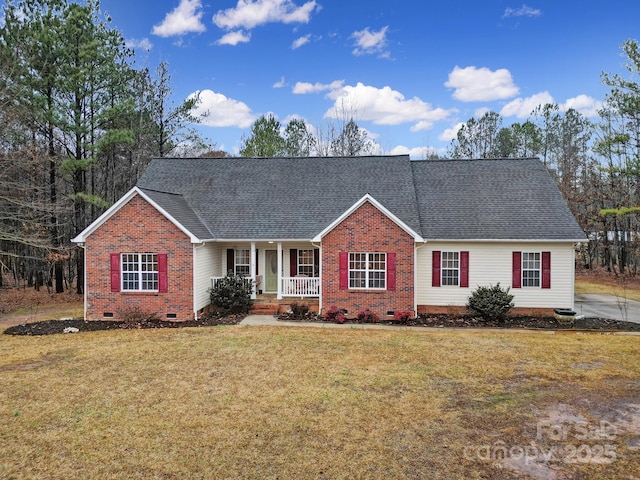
[312,194,424,243]
[71,186,202,244]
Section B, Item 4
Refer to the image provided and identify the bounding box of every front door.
[265,250,278,292]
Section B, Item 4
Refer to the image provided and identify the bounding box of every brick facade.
[84,194,194,321]
[322,201,415,319]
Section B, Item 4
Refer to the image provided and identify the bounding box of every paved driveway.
[574,294,640,323]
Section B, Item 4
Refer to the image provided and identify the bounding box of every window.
[298,249,315,277]
[432,251,469,288]
[441,251,459,286]
[513,251,550,289]
[522,252,541,287]
[235,249,250,276]
[121,253,158,291]
[349,252,386,289]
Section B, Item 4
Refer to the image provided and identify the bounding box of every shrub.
[357,308,380,323]
[117,307,161,327]
[466,283,514,321]
[393,310,413,322]
[209,274,253,313]
[324,305,346,324]
[290,302,310,317]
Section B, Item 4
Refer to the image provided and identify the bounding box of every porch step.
[250,303,280,315]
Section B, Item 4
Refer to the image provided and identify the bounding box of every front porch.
[210,241,321,301]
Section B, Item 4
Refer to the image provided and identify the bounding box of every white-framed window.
[441,251,459,286]
[349,252,386,289]
[522,252,541,287]
[298,249,315,277]
[235,249,250,276]
[121,253,158,291]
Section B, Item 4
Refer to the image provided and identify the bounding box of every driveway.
[574,294,640,323]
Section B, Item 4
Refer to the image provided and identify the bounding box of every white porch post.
[250,242,256,300]
[277,242,283,300]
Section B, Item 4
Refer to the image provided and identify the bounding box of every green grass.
[1,326,639,479]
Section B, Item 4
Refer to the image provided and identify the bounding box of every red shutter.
[226,249,234,274]
[387,252,396,291]
[512,251,522,288]
[339,252,349,290]
[542,251,551,289]
[432,251,441,287]
[110,253,120,292]
[460,251,469,288]
[158,253,168,293]
[314,249,320,276]
[290,248,297,277]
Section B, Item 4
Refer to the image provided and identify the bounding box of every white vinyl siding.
[416,242,576,309]
[194,243,221,311]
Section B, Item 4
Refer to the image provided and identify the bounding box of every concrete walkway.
[239,315,421,331]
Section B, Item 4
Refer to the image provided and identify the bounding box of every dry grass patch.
[576,270,640,301]
[1,327,639,479]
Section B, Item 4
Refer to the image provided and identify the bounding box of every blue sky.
[100,1,639,156]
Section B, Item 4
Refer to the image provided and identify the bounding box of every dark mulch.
[3,313,244,336]
[278,312,640,332]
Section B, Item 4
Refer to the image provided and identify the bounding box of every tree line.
[0,0,209,292]
[443,41,640,277]
[1,0,639,292]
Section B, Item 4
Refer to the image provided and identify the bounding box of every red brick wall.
[322,201,414,319]
[84,194,194,321]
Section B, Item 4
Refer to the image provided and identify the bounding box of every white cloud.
[500,91,555,118]
[351,26,389,57]
[324,82,453,129]
[292,34,310,49]
[125,37,153,51]
[273,76,287,88]
[188,89,255,128]
[293,80,345,94]
[474,106,491,118]
[152,0,206,37]
[445,66,519,102]
[389,145,441,159]
[213,0,318,30]
[216,30,251,45]
[561,94,602,118]
[439,123,464,142]
[503,4,542,18]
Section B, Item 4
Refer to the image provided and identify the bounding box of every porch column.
[277,242,283,300]
[250,242,256,300]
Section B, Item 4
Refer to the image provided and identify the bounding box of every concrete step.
[250,303,280,315]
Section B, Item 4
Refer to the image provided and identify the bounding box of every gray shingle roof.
[411,158,586,240]
[139,188,214,240]
[137,156,422,240]
[136,155,586,242]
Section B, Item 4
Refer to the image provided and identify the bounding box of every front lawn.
[1,327,639,479]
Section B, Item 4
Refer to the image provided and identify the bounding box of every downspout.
[415,240,428,316]
[76,243,87,320]
[312,241,322,313]
[193,242,206,320]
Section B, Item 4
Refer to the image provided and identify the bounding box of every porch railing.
[211,275,319,297]
[281,276,320,297]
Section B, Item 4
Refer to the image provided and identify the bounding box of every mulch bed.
[278,312,640,332]
[3,313,244,336]
[5,313,640,336]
